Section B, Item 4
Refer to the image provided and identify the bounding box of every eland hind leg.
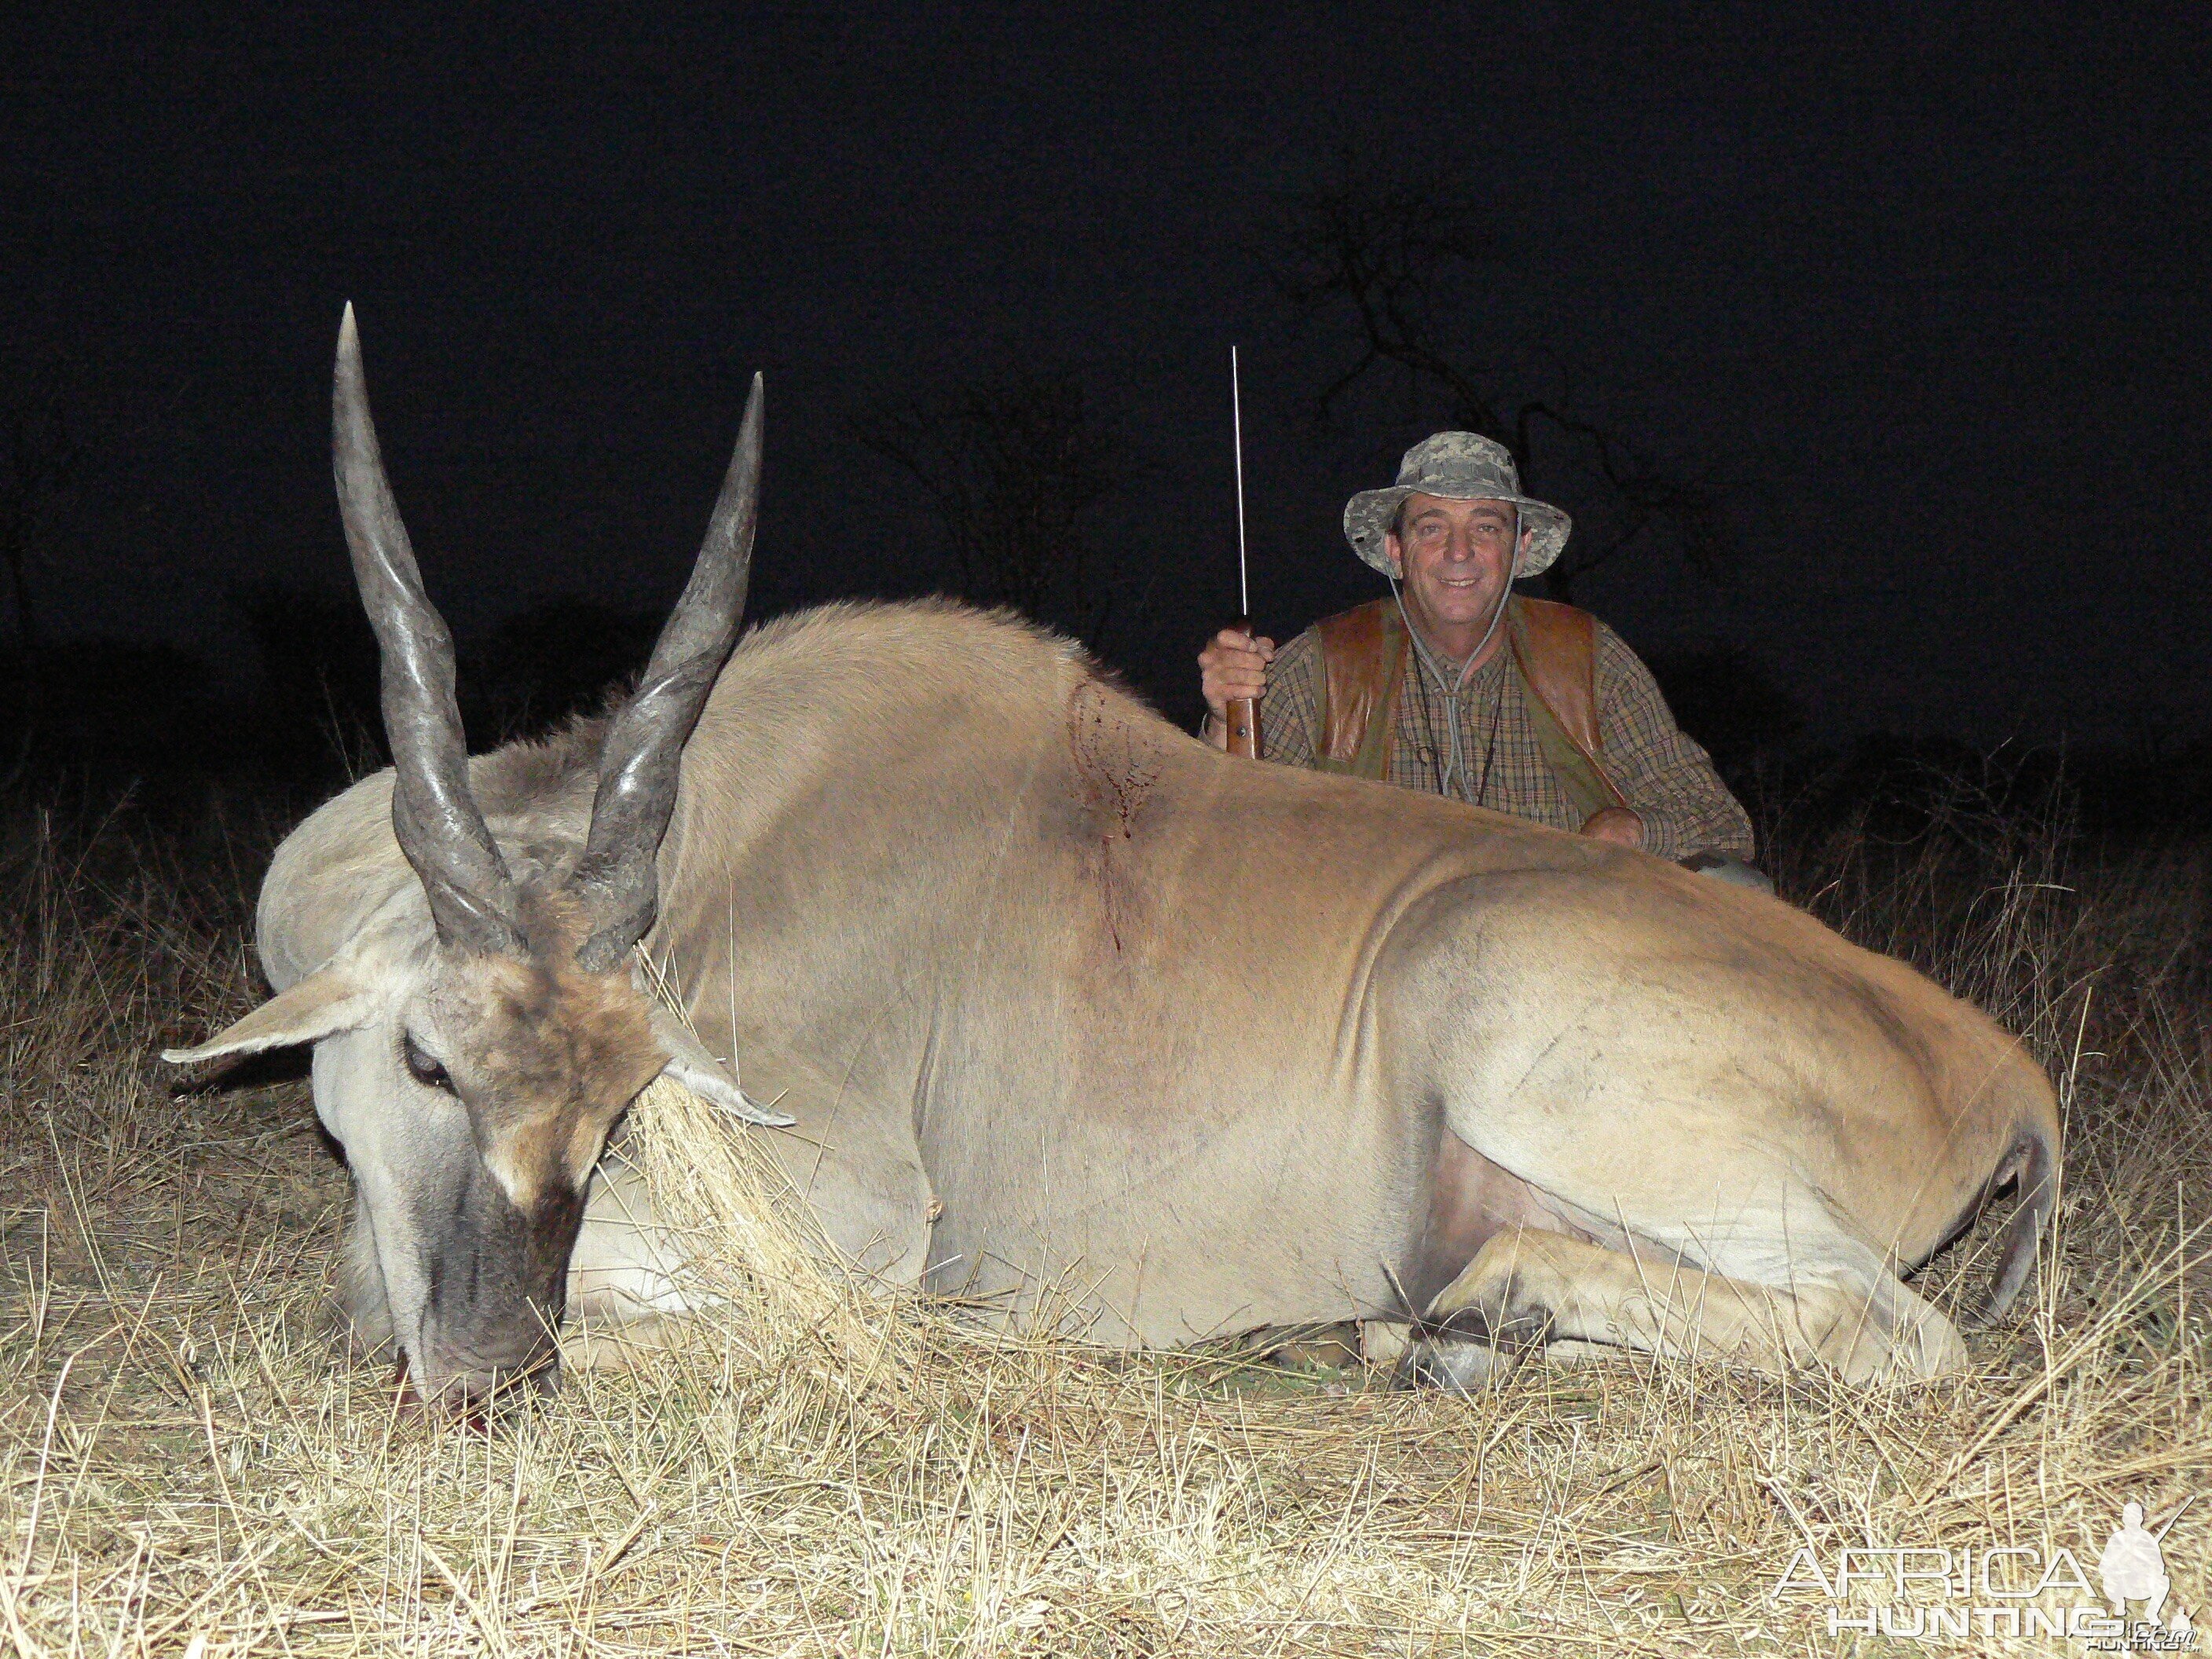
[1401,1226,1968,1388]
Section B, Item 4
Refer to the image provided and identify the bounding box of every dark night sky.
[4,3,2208,743]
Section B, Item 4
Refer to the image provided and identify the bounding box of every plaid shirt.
[1253,607,1756,862]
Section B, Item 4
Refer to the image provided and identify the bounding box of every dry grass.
[1,787,2208,1655]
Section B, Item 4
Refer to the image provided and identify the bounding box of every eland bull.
[167,310,2060,1406]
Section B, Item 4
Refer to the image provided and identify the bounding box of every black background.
[4,3,2207,765]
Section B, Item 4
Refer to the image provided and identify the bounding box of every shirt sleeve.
[1254,625,1324,770]
[1592,621,1756,863]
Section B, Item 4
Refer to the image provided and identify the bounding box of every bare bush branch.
[855,368,1141,646]
[1271,157,1736,602]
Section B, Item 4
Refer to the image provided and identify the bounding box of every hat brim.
[1343,485,1571,579]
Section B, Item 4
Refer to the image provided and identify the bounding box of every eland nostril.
[402,1353,560,1418]
[405,1319,565,1413]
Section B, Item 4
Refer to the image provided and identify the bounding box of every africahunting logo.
[1771,1499,2196,1649]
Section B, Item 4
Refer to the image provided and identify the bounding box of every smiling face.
[1383,493,1530,664]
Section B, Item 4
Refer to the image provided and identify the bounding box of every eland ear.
[645,1005,794,1127]
[162,967,375,1065]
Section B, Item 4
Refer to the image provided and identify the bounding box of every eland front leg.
[560,1144,697,1371]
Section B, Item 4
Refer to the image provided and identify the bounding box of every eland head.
[167,308,787,1407]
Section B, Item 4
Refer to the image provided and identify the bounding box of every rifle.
[1223,345,1261,759]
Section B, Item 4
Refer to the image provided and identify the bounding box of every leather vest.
[1310,596,1628,822]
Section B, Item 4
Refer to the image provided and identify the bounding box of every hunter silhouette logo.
[2099,1500,2192,1637]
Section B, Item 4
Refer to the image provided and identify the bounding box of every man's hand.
[1579,806,1644,848]
[1197,628,1275,751]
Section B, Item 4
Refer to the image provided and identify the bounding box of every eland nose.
[402,1343,562,1412]
[408,1300,566,1408]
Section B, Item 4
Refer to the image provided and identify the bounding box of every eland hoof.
[1397,1333,1519,1393]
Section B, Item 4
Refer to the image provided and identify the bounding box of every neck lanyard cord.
[1390,565,1514,805]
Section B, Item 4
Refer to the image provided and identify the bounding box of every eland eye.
[401,1034,456,1094]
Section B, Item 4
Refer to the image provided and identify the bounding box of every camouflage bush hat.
[1342,432,1572,578]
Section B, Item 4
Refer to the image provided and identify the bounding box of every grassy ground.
[0,783,2207,1655]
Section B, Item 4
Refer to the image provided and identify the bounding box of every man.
[1199,432,1758,873]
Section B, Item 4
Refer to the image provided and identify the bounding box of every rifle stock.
[1223,621,1261,758]
[1224,694,1260,758]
